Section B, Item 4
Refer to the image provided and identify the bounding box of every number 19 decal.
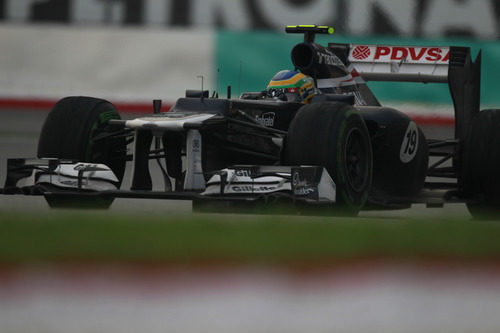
[400,121,419,163]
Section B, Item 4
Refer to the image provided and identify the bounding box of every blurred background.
[0,0,499,110]
[1,1,500,333]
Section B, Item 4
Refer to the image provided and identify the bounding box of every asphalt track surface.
[0,108,471,219]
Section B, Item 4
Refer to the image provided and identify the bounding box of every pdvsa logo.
[352,46,371,60]
[374,46,450,63]
[350,45,451,64]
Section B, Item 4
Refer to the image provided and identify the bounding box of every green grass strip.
[0,211,500,264]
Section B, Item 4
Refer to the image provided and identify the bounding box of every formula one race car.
[1,25,499,218]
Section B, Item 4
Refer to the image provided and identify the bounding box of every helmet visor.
[267,87,299,102]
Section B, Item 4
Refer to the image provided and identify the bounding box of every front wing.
[0,159,338,212]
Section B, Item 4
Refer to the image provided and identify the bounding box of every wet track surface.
[3,109,500,333]
[2,263,500,333]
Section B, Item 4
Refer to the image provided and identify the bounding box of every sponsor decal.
[231,185,277,192]
[256,112,275,127]
[317,51,344,67]
[350,46,450,64]
[352,46,371,60]
[235,169,252,177]
[292,170,316,196]
[400,121,419,163]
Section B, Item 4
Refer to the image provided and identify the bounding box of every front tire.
[283,102,372,215]
[37,96,126,208]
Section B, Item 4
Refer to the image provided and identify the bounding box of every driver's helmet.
[266,70,317,103]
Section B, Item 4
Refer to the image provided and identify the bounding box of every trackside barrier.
[0,24,214,110]
[2,25,499,127]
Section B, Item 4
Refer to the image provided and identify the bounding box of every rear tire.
[283,102,372,215]
[461,109,500,219]
[37,96,126,209]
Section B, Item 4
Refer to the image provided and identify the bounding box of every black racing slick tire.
[461,109,500,220]
[37,96,126,209]
[283,102,372,215]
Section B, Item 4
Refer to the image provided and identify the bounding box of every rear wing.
[344,45,450,83]
[328,43,479,86]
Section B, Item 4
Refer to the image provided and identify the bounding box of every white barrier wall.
[0,24,214,103]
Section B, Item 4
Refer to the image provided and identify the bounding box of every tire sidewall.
[284,102,372,212]
[330,108,372,209]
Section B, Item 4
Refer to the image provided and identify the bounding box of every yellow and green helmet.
[266,70,317,104]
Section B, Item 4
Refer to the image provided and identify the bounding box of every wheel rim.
[343,127,370,192]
